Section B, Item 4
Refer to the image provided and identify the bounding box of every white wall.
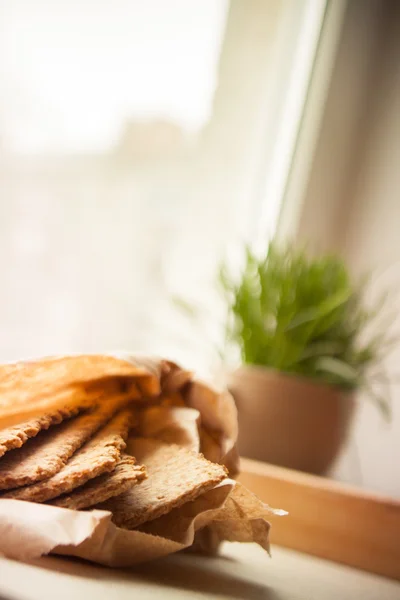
[342,5,400,497]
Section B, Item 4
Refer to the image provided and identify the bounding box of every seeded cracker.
[96,438,227,529]
[2,408,135,502]
[51,455,146,510]
[0,393,135,490]
[0,402,88,458]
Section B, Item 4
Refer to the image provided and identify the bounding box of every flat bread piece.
[51,455,146,510]
[96,438,227,529]
[2,408,135,502]
[0,378,132,458]
[0,404,84,459]
[0,393,135,490]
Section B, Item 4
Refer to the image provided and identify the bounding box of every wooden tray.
[238,458,400,581]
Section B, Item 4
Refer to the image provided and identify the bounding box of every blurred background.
[0,0,399,497]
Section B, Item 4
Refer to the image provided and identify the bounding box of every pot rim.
[229,363,356,397]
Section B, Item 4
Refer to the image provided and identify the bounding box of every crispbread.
[51,455,146,510]
[0,355,158,428]
[0,392,136,490]
[0,404,84,459]
[2,408,135,502]
[96,438,227,529]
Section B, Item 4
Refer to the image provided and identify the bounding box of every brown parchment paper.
[0,353,280,566]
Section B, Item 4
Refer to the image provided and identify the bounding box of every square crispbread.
[51,455,146,510]
[2,407,136,502]
[0,355,158,428]
[0,392,136,490]
[0,403,84,459]
[96,438,227,529]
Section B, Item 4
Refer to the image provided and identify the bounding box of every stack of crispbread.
[0,355,228,532]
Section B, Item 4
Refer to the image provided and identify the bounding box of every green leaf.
[315,356,359,385]
[285,287,352,332]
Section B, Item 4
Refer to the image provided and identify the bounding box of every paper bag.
[0,354,280,566]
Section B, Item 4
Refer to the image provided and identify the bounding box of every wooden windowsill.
[238,457,400,581]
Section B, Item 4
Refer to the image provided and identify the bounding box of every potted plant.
[220,243,391,475]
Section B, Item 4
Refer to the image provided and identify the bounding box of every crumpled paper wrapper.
[0,354,279,567]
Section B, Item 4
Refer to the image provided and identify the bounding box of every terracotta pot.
[228,365,356,475]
